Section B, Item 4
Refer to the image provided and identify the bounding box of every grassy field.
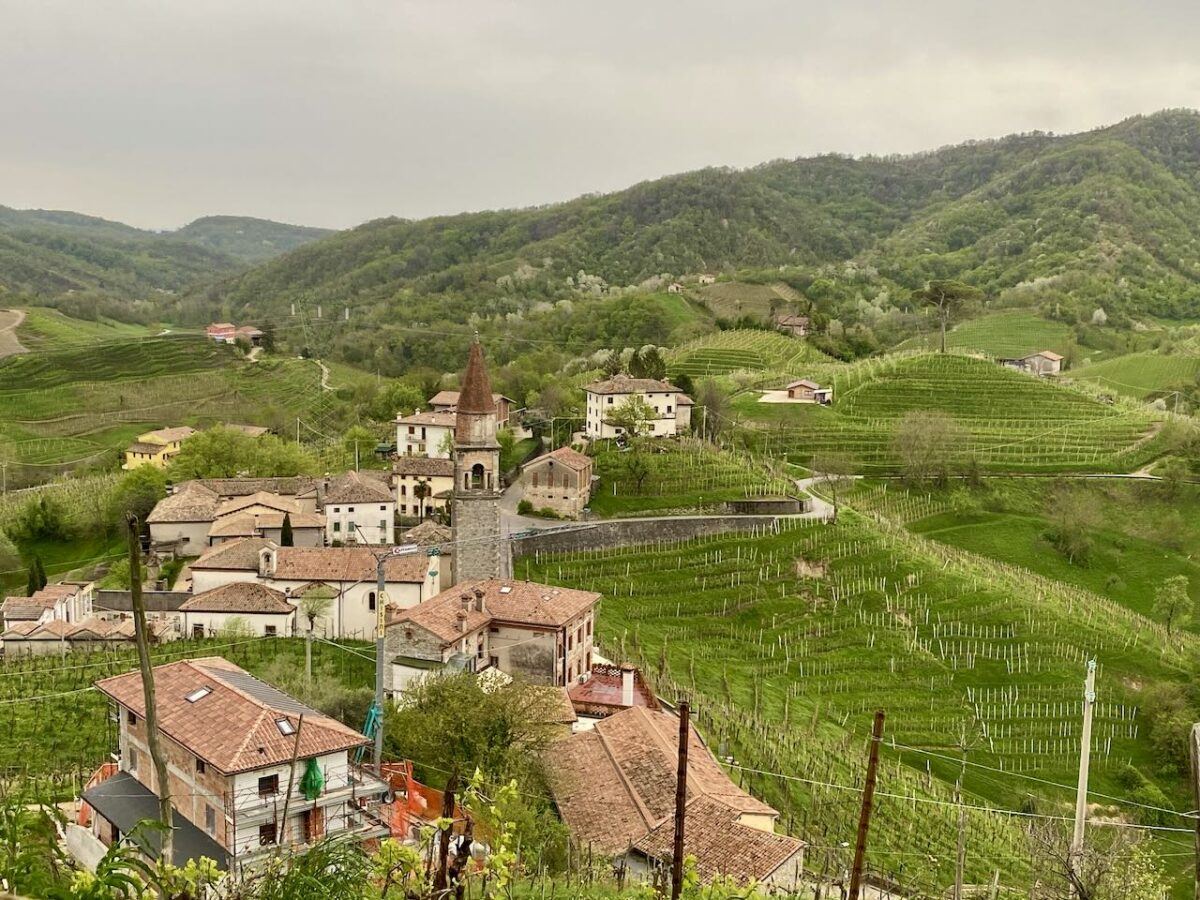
[15,307,163,349]
[523,512,1194,893]
[732,352,1167,473]
[1072,350,1200,400]
[901,310,1077,359]
[696,281,793,322]
[588,439,795,515]
[668,329,831,378]
[0,636,374,799]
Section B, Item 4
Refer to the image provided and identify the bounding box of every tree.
[497,426,516,470]
[607,396,656,438]
[893,410,963,485]
[911,280,983,353]
[107,466,168,527]
[695,378,729,441]
[629,346,667,380]
[624,451,651,494]
[1045,485,1101,565]
[809,450,857,522]
[298,589,335,633]
[599,349,622,377]
[1154,574,1191,636]
[258,321,276,352]
[280,512,294,546]
[26,554,46,594]
[342,425,376,467]
[168,427,316,479]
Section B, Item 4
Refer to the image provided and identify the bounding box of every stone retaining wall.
[511,515,783,558]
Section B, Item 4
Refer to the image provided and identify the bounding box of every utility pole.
[1190,724,1200,900]
[1070,659,1097,877]
[127,515,174,866]
[671,700,690,900]
[848,710,885,900]
[305,627,312,686]
[278,714,305,844]
[374,554,387,774]
[954,779,966,900]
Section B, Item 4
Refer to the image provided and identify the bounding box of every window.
[407,426,415,435]
[333,521,341,533]
[667,405,673,414]
[607,397,613,404]
[258,774,280,797]
[129,748,138,773]
[333,507,340,513]
[259,823,277,846]
[400,485,407,496]
[185,686,212,703]
[205,805,216,836]
[531,472,538,488]
[265,625,277,637]
[196,758,206,774]
[275,718,296,736]
[400,504,407,514]
[380,505,387,511]
[348,506,355,512]
[379,519,387,532]
[192,623,204,639]
[126,710,138,726]
[368,592,376,612]
[470,463,485,489]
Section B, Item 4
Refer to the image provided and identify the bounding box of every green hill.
[195,110,1200,374]
[174,215,334,264]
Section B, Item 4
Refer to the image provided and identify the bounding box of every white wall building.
[394,410,456,459]
[583,375,693,439]
[323,471,395,546]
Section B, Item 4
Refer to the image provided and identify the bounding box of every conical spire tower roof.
[457,340,495,415]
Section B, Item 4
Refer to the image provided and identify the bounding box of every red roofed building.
[78,657,389,871]
[520,446,595,519]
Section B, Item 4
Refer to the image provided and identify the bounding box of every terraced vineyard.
[669,329,831,377]
[588,438,795,515]
[901,310,1076,359]
[1072,350,1200,400]
[523,514,1193,893]
[0,333,334,486]
[736,353,1167,472]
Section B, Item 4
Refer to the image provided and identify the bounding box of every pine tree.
[26,554,47,594]
[280,512,294,547]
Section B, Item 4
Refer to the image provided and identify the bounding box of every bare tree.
[809,451,857,522]
[893,410,963,485]
[911,280,983,353]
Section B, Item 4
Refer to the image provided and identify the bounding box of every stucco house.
[546,706,806,888]
[77,657,389,872]
[521,446,594,519]
[123,426,196,470]
[179,583,297,639]
[1,581,93,631]
[1022,350,1064,375]
[775,314,811,337]
[323,471,395,545]
[383,579,601,697]
[205,323,236,342]
[188,538,439,639]
[583,375,693,439]
[148,484,325,553]
[395,410,457,459]
[428,390,514,429]
[394,456,455,520]
[785,379,833,404]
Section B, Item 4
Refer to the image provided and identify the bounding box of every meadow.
[523,512,1195,893]
[1072,350,1200,401]
[696,281,794,322]
[731,352,1167,473]
[900,310,1077,359]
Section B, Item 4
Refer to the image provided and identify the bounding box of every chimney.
[621,665,635,708]
[456,611,467,633]
[460,593,472,610]
[473,587,486,613]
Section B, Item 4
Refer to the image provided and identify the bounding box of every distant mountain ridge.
[0,207,333,297]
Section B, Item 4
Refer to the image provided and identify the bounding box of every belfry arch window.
[470,463,485,489]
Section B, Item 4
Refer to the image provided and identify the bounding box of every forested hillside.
[198,110,1200,373]
[0,207,330,298]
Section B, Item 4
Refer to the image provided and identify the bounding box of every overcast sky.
[2,0,1198,231]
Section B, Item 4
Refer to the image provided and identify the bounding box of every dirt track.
[0,309,27,358]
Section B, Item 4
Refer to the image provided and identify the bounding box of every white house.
[323,471,395,546]
[187,538,441,640]
[178,582,298,639]
[394,410,456,459]
[1,582,93,631]
[147,483,222,555]
[393,456,455,520]
[583,375,693,439]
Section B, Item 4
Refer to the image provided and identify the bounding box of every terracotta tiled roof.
[147,483,221,524]
[25,619,73,639]
[141,427,196,444]
[1031,350,1064,361]
[457,342,495,415]
[531,686,578,725]
[394,457,455,477]
[96,657,367,773]
[524,446,592,473]
[2,621,38,637]
[568,665,660,714]
[180,583,295,614]
[632,796,805,883]
[387,580,599,646]
[190,476,320,499]
[395,410,457,427]
[583,375,681,395]
[2,584,80,619]
[401,522,453,547]
[190,536,272,571]
[786,379,819,390]
[776,314,810,326]
[272,547,429,584]
[208,510,324,537]
[215,492,302,518]
[324,471,394,505]
[223,424,269,438]
[676,394,694,406]
[546,707,780,858]
[428,390,512,409]
[127,441,167,454]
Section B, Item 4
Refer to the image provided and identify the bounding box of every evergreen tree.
[26,555,47,594]
[280,512,294,547]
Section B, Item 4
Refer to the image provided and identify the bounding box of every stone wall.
[452,496,501,580]
[511,516,785,559]
[95,590,191,613]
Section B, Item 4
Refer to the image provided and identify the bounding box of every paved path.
[316,359,332,390]
[0,308,27,358]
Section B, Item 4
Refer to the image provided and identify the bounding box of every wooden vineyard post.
[849,710,885,900]
[671,701,690,900]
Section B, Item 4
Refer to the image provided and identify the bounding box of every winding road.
[0,308,27,359]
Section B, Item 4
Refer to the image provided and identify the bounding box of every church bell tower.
[451,339,502,581]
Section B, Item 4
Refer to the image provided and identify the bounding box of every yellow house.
[122,426,196,470]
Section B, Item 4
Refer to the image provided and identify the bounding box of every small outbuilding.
[785,380,833,404]
[521,447,594,519]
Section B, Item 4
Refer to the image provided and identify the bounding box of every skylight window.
[276,717,296,736]
[499,586,512,594]
[185,686,212,703]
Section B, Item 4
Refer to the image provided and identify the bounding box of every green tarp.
[300,757,325,801]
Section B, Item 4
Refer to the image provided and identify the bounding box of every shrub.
[517,499,533,515]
